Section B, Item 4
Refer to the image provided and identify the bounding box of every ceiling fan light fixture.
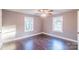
[40,13,47,17]
[36,9,53,17]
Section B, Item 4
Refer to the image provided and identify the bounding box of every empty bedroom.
[1,9,78,50]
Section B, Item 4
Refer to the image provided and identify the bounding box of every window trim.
[24,17,34,32]
[53,16,63,33]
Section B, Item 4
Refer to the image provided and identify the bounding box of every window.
[24,17,33,32]
[53,16,63,32]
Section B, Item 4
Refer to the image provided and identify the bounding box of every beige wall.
[77,11,79,33]
[2,10,42,38]
[43,10,77,40]
[0,9,2,47]
[0,9,1,32]
[2,10,77,40]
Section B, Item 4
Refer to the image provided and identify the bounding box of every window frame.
[53,16,63,33]
[24,17,34,32]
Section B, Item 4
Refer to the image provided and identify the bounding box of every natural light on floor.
[0,43,16,50]
[24,40,34,50]
[51,39,65,50]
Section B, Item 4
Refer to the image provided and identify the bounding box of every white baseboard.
[42,32,77,43]
[4,32,43,43]
[15,32,43,40]
[4,32,77,43]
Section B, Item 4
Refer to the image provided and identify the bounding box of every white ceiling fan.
[35,9,53,17]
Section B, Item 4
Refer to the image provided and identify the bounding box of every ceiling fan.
[36,9,53,17]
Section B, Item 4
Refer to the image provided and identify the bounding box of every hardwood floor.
[1,34,78,50]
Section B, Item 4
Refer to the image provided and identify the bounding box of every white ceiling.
[6,9,73,16]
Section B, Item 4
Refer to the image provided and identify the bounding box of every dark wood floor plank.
[1,34,78,50]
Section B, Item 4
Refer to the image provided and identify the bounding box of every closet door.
[0,9,2,48]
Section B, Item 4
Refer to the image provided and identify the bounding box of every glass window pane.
[53,16,63,32]
[24,17,33,32]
